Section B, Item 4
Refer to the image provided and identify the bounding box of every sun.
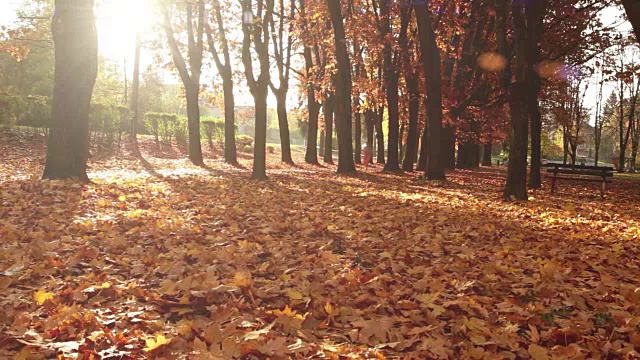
[95,0,158,61]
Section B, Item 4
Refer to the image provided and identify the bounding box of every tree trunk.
[43,0,97,182]
[327,0,355,174]
[130,32,141,145]
[303,39,320,164]
[482,143,492,166]
[415,1,445,180]
[323,96,334,163]
[222,80,237,164]
[375,107,385,164]
[319,129,325,157]
[365,110,374,148]
[252,88,268,180]
[185,85,204,165]
[622,0,640,43]
[402,84,419,171]
[503,4,529,200]
[457,142,480,169]
[275,93,293,164]
[354,110,362,164]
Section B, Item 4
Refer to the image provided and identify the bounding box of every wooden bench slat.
[546,169,613,177]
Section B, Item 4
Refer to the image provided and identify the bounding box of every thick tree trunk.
[327,0,355,174]
[365,110,374,148]
[622,0,640,43]
[222,80,237,164]
[275,93,293,164]
[415,1,445,180]
[526,0,545,189]
[185,85,204,165]
[457,142,480,169]
[503,5,529,200]
[305,100,321,164]
[319,129,325,157]
[402,85,419,171]
[252,89,269,180]
[130,32,141,145]
[375,107,385,164]
[43,0,97,182]
[482,143,492,166]
[323,96,334,164]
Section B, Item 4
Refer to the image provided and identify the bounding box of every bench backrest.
[541,163,614,171]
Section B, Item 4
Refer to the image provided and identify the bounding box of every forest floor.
[2,130,640,359]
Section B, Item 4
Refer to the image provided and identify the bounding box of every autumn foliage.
[2,133,640,359]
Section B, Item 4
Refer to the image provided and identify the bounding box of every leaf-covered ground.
[2,131,640,359]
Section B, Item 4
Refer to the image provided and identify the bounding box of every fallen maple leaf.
[144,333,171,352]
[33,288,54,305]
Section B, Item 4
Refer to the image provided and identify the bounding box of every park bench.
[543,163,614,198]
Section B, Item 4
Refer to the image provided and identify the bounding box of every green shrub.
[0,93,26,128]
[145,112,178,145]
[202,116,224,149]
[175,116,188,148]
[237,134,253,148]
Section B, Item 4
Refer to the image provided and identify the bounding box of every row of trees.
[30,0,640,200]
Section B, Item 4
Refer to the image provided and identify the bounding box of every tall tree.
[269,0,295,164]
[327,0,356,174]
[299,0,321,165]
[414,0,445,180]
[242,0,274,179]
[205,0,237,164]
[43,0,98,181]
[502,0,529,200]
[162,0,205,165]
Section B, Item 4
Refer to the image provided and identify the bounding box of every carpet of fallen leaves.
[2,131,640,360]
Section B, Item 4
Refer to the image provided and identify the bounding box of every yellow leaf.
[34,288,54,305]
[118,195,127,201]
[325,301,336,316]
[231,271,253,288]
[144,333,171,352]
[528,344,550,360]
[287,289,303,300]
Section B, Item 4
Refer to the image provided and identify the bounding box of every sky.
[0,1,636,118]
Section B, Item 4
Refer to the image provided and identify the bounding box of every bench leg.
[601,180,606,199]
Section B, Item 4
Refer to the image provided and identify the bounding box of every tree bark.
[327,0,355,174]
[414,0,445,180]
[482,143,492,166]
[354,109,362,164]
[502,2,529,200]
[275,93,293,163]
[622,0,640,43]
[457,142,480,169]
[375,107,385,164]
[43,0,97,181]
